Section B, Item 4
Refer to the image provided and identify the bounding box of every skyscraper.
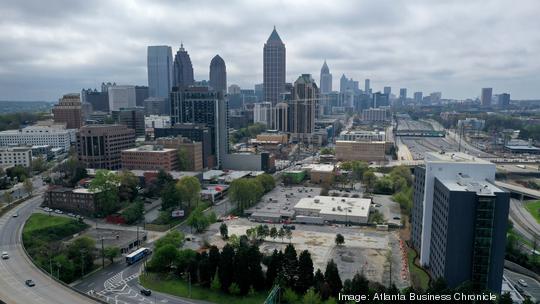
[411,152,509,292]
[209,55,227,94]
[147,46,173,99]
[498,93,510,108]
[319,61,332,94]
[481,88,493,107]
[383,86,391,96]
[108,85,137,112]
[414,92,423,103]
[173,44,195,88]
[263,27,286,105]
[364,79,370,94]
[399,88,407,101]
[52,93,83,129]
[290,74,318,143]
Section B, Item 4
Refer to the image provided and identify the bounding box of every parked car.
[54,209,63,214]
[518,279,528,287]
[25,280,35,287]
[140,289,152,296]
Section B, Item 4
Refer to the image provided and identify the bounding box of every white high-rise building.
[147,46,173,99]
[253,102,273,127]
[108,85,137,112]
[0,126,75,151]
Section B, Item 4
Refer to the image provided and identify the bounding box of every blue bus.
[125,247,151,265]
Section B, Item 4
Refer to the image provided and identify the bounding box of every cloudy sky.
[1,0,539,101]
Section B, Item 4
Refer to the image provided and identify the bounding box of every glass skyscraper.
[263,27,286,105]
[147,46,173,99]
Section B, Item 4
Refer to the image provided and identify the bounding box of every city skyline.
[1,0,540,101]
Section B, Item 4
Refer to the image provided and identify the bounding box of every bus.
[125,247,151,265]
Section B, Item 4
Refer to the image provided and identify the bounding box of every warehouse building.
[294,195,371,224]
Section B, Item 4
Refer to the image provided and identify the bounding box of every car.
[12,212,18,218]
[393,217,401,220]
[67,213,75,217]
[25,280,35,287]
[54,209,63,214]
[518,279,528,287]
[140,288,152,296]
[1,252,8,259]
[514,284,524,294]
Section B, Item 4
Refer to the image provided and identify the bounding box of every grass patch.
[407,248,430,291]
[525,200,540,224]
[140,272,267,304]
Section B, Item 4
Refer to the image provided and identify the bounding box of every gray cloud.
[0,0,539,100]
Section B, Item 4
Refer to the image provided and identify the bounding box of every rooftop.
[425,151,492,164]
[438,173,503,195]
[123,145,176,153]
[303,164,335,172]
[294,196,371,218]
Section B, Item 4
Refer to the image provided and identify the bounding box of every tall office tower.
[170,86,228,167]
[481,88,493,107]
[414,92,423,104]
[77,124,136,170]
[173,44,195,88]
[319,61,332,94]
[135,86,149,107]
[209,55,227,94]
[290,74,318,143]
[253,102,273,128]
[108,85,137,112]
[364,79,370,94]
[228,84,241,95]
[411,152,509,292]
[101,82,117,92]
[274,102,289,132]
[112,107,145,137]
[430,92,442,104]
[498,93,510,108]
[383,86,391,96]
[52,93,83,129]
[399,88,407,101]
[81,88,109,112]
[147,46,173,99]
[254,83,264,102]
[372,92,389,108]
[263,27,286,105]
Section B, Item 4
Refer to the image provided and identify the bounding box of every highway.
[0,195,99,304]
[508,198,540,242]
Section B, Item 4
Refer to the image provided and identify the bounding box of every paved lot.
[246,185,322,220]
[372,195,402,226]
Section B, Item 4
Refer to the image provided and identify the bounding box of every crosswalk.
[87,270,154,304]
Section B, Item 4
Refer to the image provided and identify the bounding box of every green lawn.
[525,200,540,224]
[24,213,80,233]
[140,273,267,304]
[407,248,430,291]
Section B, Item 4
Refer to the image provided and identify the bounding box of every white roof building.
[294,195,371,224]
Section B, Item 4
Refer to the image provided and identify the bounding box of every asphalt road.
[504,269,540,302]
[509,198,540,243]
[0,195,99,304]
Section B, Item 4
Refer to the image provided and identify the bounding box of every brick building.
[121,145,178,171]
[155,137,203,171]
[52,93,83,129]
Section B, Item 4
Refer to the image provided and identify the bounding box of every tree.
[256,174,276,193]
[229,178,264,214]
[161,182,182,210]
[313,269,325,294]
[118,170,139,202]
[285,227,293,243]
[177,147,192,171]
[297,250,314,294]
[362,171,377,193]
[208,245,220,277]
[90,170,120,217]
[283,244,299,288]
[283,288,299,303]
[320,147,335,155]
[270,226,278,241]
[155,230,184,250]
[368,209,384,224]
[122,201,144,224]
[210,272,221,291]
[497,292,513,304]
[335,234,345,246]
[278,227,285,243]
[220,223,228,239]
[218,244,235,292]
[31,156,48,173]
[265,249,282,287]
[177,176,201,209]
[186,206,210,233]
[3,190,13,205]
[66,236,96,276]
[23,178,33,196]
[148,244,179,272]
[103,246,120,264]
[303,288,322,304]
[324,260,342,298]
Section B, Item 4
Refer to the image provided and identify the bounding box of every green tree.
[303,288,322,304]
[23,178,33,196]
[324,260,342,298]
[148,244,179,272]
[90,170,120,217]
[122,201,144,224]
[218,244,235,292]
[177,176,201,208]
[256,173,276,193]
[219,223,228,239]
[297,250,314,294]
[362,171,377,193]
[186,206,210,233]
[229,178,264,214]
[155,230,184,250]
[270,226,278,241]
[66,236,96,276]
[177,147,192,171]
[52,254,75,283]
[335,234,345,246]
[31,156,48,173]
[2,191,13,205]
[320,147,335,155]
[210,272,221,291]
[283,288,299,303]
[103,246,120,264]
[118,170,139,202]
[161,182,182,210]
[497,292,513,304]
[278,227,285,243]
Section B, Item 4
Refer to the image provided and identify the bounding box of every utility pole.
[101,237,105,268]
[81,249,86,277]
[136,224,140,248]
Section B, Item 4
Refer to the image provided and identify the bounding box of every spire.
[180,42,184,51]
[321,60,329,74]
[267,27,283,44]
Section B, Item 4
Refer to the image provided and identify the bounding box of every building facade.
[481,88,493,107]
[319,61,332,94]
[155,136,203,171]
[108,85,137,112]
[121,145,178,171]
[44,187,99,216]
[253,102,273,127]
[0,126,75,151]
[112,107,145,137]
[263,27,286,105]
[77,124,136,170]
[209,55,227,94]
[0,146,32,167]
[154,124,213,168]
[290,74,318,143]
[335,140,386,161]
[147,45,173,99]
[173,44,194,88]
[52,93,83,129]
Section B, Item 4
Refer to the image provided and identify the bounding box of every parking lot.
[372,195,402,226]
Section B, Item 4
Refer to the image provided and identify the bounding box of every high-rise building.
[414,92,423,104]
[209,55,227,94]
[81,88,109,112]
[0,147,33,168]
[498,93,510,108]
[274,102,289,132]
[108,86,137,112]
[364,79,370,94]
[339,74,359,94]
[77,124,136,170]
[147,46,173,99]
[481,88,493,107]
[228,84,241,95]
[372,92,389,108]
[399,88,407,101]
[135,86,149,107]
[254,83,264,102]
[430,92,442,104]
[155,136,203,171]
[263,27,286,105]
[112,107,145,137]
[319,61,332,94]
[52,93,83,129]
[290,74,318,143]
[253,102,273,127]
[383,86,391,96]
[154,124,213,168]
[411,152,509,292]
[144,97,169,115]
[173,44,195,88]
[170,86,228,167]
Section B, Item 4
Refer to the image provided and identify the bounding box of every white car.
[54,209,63,214]
[518,279,528,287]
[12,212,18,218]
[1,252,8,259]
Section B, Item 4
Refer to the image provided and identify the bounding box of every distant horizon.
[1,0,539,100]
